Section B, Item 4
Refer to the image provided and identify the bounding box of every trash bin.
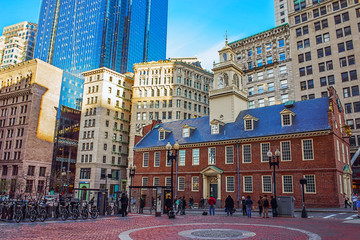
[277,196,294,217]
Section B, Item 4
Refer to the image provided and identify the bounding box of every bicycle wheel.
[81,209,88,220]
[15,209,22,223]
[61,209,68,221]
[39,209,47,222]
[30,210,37,222]
[91,208,98,219]
[72,209,79,220]
[106,206,112,215]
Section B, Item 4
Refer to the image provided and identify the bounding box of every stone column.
[202,175,207,199]
[217,174,222,200]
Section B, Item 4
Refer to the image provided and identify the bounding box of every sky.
[0,0,275,71]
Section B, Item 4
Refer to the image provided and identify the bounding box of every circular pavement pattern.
[118,223,322,240]
[178,229,256,239]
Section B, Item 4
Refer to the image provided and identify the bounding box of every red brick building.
[132,86,351,208]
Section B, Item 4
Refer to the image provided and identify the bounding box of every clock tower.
[209,36,248,124]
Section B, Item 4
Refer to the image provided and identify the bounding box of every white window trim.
[282,175,294,194]
[179,149,186,166]
[192,148,200,166]
[142,177,148,186]
[178,176,185,191]
[243,176,253,193]
[225,146,234,164]
[191,176,199,192]
[304,175,316,194]
[280,141,292,162]
[165,177,171,187]
[226,176,235,192]
[159,131,165,140]
[183,128,190,138]
[244,119,253,131]
[154,152,160,167]
[208,147,216,165]
[211,124,219,134]
[301,139,314,161]
[262,175,272,193]
[339,174,343,194]
[143,152,149,167]
[261,142,270,162]
[153,177,159,186]
[281,114,292,126]
[242,144,252,163]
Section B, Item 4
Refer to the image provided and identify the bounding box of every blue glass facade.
[35,0,168,109]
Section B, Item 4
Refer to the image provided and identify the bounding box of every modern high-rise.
[34,0,168,110]
[0,22,37,68]
[74,68,133,199]
[128,59,213,169]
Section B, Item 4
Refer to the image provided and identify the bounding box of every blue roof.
[135,98,331,149]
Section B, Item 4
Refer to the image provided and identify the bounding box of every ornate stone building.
[226,24,294,109]
[127,59,213,170]
[0,59,62,196]
[74,68,133,199]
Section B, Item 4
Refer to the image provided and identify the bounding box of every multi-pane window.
[225,146,234,164]
[80,168,91,179]
[243,176,253,192]
[245,120,253,130]
[262,176,272,193]
[304,175,316,193]
[242,144,251,163]
[226,176,235,192]
[142,177,148,186]
[153,177,159,186]
[281,141,291,161]
[165,177,171,187]
[192,177,199,191]
[282,175,293,193]
[208,147,216,164]
[302,139,314,160]
[178,177,185,191]
[261,143,270,162]
[143,152,149,167]
[179,150,186,166]
[154,152,160,167]
[192,149,199,165]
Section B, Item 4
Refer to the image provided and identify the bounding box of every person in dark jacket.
[181,196,186,215]
[139,197,145,214]
[258,196,263,216]
[225,195,235,216]
[120,193,129,217]
[271,196,278,217]
[165,195,172,213]
[241,196,247,216]
[245,195,253,218]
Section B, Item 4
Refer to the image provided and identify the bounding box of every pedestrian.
[139,197,145,214]
[225,195,234,216]
[120,193,129,217]
[176,197,183,215]
[351,193,358,211]
[245,195,253,218]
[357,196,360,218]
[130,197,136,212]
[165,195,172,214]
[208,195,216,216]
[189,196,194,209]
[271,195,278,217]
[262,195,269,218]
[199,197,205,209]
[181,196,186,215]
[241,196,247,216]
[257,196,263,216]
[344,193,351,208]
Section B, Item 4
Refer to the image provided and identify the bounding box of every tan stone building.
[286,0,360,192]
[0,59,62,196]
[226,24,294,109]
[0,22,38,68]
[275,0,290,25]
[74,67,133,199]
[128,59,213,169]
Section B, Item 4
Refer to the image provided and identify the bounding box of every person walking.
[245,195,253,218]
[176,197,183,215]
[165,195,172,214]
[271,196,278,217]
[357,195,360,218]
[181,196,187,215]
[139,197,145,214]
[130,197,136,213]
[344,193,351,208]
[208,195,216,216]
[257,196,263,217]
[225,195,234,216]
[241,196,247,216]
[120,193,129,217]
[199,197,205,209]
[351,193,358,211]
[262,195,269,218]
[189,196,194,209]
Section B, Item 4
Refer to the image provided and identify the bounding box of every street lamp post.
[267,149,280,198]
[300,178,308,218]
[166,141,179,219]
[128,165,136,213]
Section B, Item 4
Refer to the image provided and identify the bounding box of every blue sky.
[0,0,275,70]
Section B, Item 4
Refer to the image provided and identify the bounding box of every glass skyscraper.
[34,0,168,110]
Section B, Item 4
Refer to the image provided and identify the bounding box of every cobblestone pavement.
[0,213,359,240]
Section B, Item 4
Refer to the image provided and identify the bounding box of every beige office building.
[74,68,133,199]
[227,23,294,109]
[287,0,360,154]
[0,59,62,196]
[275,0,290,25]
[0,22,37,68]
[128,59,213,168]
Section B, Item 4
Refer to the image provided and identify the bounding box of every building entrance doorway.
[210,184,218,199]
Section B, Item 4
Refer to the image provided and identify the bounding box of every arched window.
[157,88,160,96]
[233,74,240,89]
[144,90,148,97]
[177,88,181,96]
[139,90,142,97]
[194,93,197,101]
[164,89,168,96]
[189,91,192,99]
[184,90,188,98]
[223,53,227,61]
[151,89,154,97]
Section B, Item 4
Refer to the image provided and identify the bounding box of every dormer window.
[243,114,259,131]
[182,124,196,138]
[280,109,296,127]
[211,124,219,134]
[210,119,225,135]
[159,131,165,140]
[158,127,171,140]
